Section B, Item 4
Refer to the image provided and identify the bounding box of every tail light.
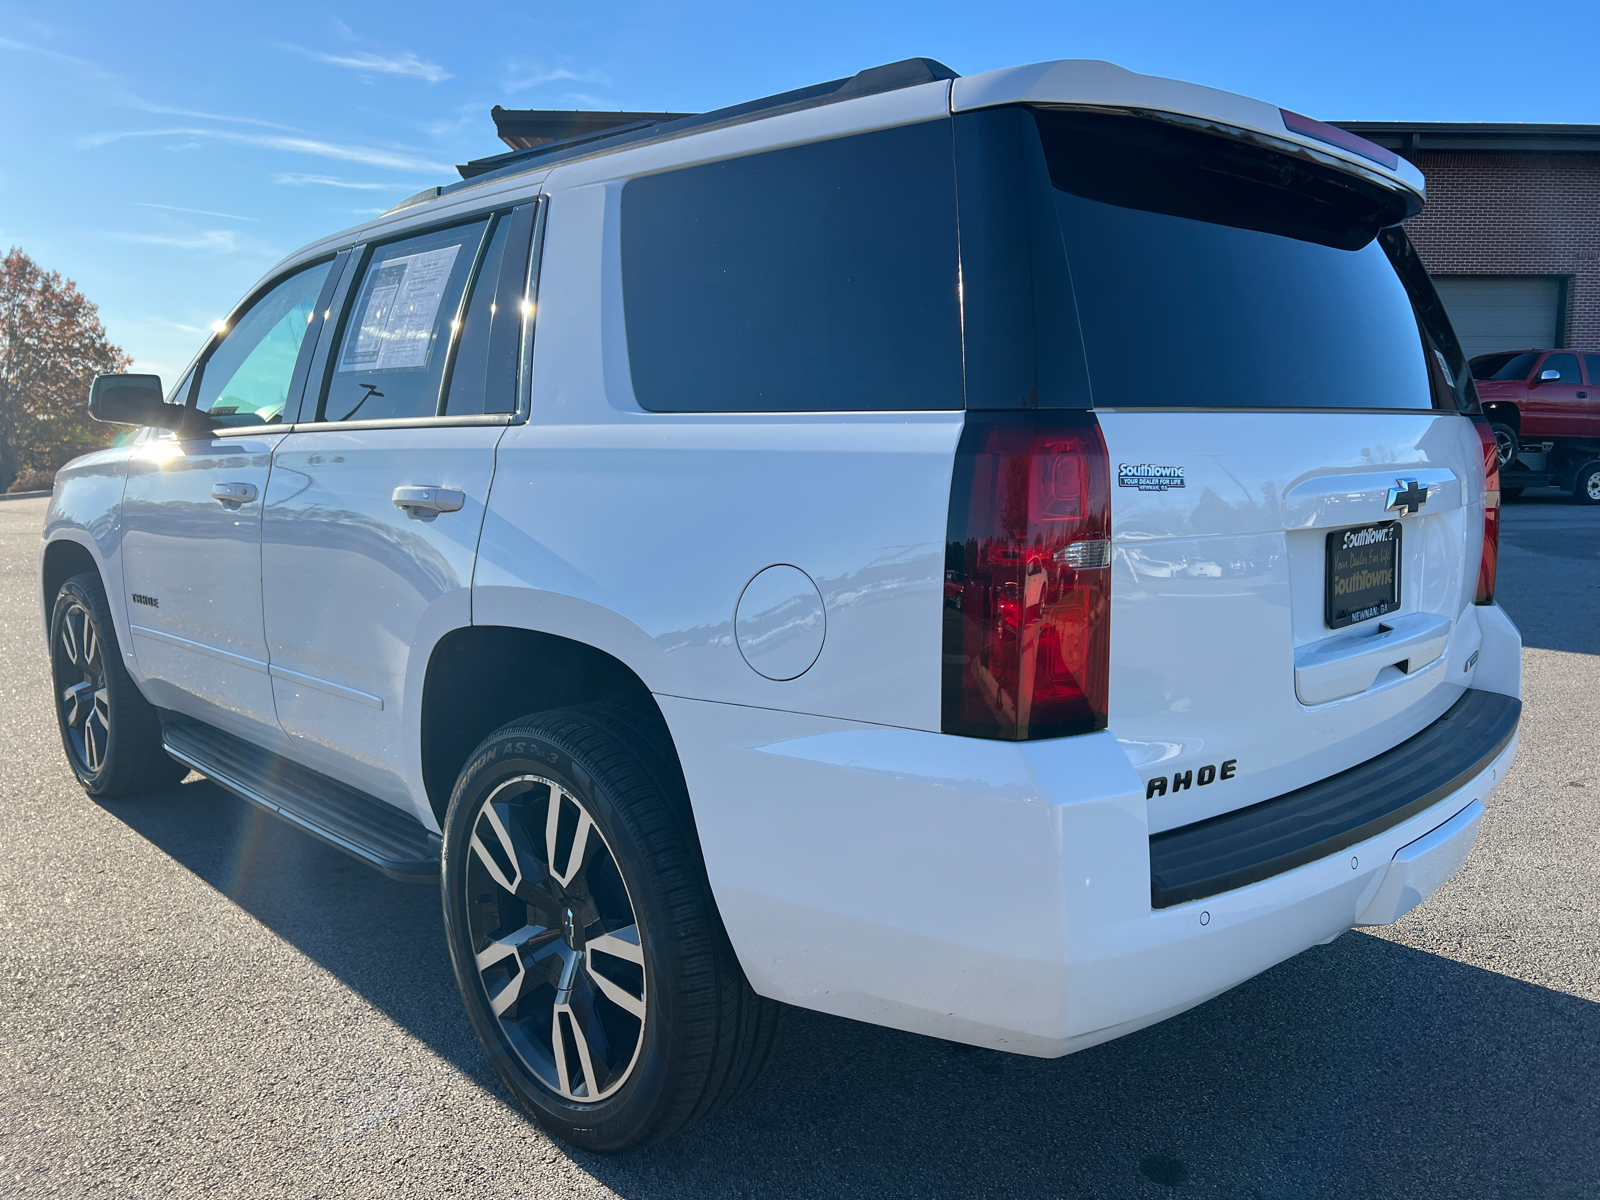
[942,412,1111,740]
[1472,417,1500,605]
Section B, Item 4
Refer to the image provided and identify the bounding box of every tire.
[1571,460,1600,505]
[1489,423,1520,469]
[48,572,186,797]
[1500,487,1524,500]
[440,703,784,1150]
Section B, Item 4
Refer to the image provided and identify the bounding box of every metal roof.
[1332,122,1600,154]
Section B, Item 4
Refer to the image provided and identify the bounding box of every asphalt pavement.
[1,488,1597,1199]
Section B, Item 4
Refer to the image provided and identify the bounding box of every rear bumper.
[663,685,1519,1058]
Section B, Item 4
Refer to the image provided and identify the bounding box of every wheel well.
[41,539,98,623]
[1481,403,1520,433]
[419,626,672,825]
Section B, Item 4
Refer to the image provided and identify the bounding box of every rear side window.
[322,220,488,422]
[1539,352,1580,384]
[621,120,963,412]
[1586,355,1600,384]
[1471,351,1540,381]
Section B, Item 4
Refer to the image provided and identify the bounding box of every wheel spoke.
[470,803,523,894]
[83,620,98,671]
[60,611,80,666]
[552,1003,602,1099]
[546,792,593,889]
[62,681,92,728]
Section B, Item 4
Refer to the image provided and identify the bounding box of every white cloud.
[137,202,258,222]
[80,128,452,174]
[276,173,427,191]
[503,64,611,94]
[106,229,241,253]
[282,44,451,83]
[125,99,305,132]
[0,34,104,72]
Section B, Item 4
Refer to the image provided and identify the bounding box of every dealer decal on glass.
[1325,521,1401,628]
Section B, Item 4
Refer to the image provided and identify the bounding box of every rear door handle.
[392,486,465,517]
[211,482,257,507]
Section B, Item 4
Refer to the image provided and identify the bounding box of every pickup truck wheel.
[440,704,784,1151]
[48,573,185,797]
[1572,460,1600,505]
[1489,423,1519,469]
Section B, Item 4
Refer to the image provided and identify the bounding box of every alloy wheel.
[1494,429,1516,467]
[464,774,647,1103]
[55,600,110,775]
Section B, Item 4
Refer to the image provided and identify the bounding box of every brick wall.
[1403,151,1600,350]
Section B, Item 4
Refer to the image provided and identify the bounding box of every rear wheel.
[441,703,784,1150]
[48,573,184,797]
[1572,460,1600,505]
[1489,423,1520,469]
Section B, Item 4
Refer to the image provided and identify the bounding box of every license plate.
[1325,522,1401,628]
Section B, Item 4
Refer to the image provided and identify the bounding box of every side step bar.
[162,718,441,883]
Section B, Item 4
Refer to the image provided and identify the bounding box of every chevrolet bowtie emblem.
[1386,478,1428,516]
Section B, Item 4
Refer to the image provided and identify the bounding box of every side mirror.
[1539,369,1563,382]
[87,374,183,429]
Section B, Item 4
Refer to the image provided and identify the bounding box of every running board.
[162,718,441,883]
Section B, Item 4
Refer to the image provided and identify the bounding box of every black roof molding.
[448,56,960,189]
[491,107,697,151]
[1333,121,1600,155]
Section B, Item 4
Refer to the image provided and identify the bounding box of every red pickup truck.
[1471,349,1600,503]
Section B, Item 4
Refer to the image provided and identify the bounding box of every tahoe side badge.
[1119,463,1185,491]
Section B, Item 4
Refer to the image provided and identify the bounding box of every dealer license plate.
[1325,521,1401,628]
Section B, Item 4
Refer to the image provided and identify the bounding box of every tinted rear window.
[1471,351,1540,381]
[621,120,962,412]
[1033,109,1434,410]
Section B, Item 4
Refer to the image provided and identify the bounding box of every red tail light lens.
[1472,417,1500,605]
[943,412,1111,740]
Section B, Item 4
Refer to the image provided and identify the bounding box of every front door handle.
[211,482,257,507]
[392,486,465,518]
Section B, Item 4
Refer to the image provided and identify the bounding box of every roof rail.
[445,56,959,191]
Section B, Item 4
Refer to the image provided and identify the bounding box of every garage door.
[1432,275,1563,361]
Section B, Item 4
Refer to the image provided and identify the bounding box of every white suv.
[41,57,1522,1150]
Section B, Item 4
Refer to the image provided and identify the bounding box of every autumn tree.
[0,247,130,491]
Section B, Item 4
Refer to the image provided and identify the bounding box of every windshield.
[1032,108,1442,411]
[1471,351,1540,381]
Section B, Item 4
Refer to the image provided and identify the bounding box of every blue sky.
[4,0,1598,380]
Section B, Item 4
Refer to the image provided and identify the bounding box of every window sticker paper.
[341,244,461,371]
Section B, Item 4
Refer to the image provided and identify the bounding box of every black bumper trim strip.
[1148,688,1519,909]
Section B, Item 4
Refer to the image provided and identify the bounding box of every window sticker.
[341,244,461,372]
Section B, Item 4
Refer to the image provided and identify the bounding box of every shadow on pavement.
[102,775,1600,1200]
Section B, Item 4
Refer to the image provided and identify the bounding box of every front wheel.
[440,703,784,1150]
[48,572,185,797]
[1572,460,1600,505]
[1489,423,1520,469]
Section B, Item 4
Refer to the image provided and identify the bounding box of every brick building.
[1337,123,1600,359]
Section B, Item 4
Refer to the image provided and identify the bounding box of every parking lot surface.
[1,490,1597,1199]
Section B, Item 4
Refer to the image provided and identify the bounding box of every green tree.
[0,247,129,491]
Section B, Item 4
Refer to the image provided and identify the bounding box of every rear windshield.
[1471,351,1540,381]
[1033,109,1442,411]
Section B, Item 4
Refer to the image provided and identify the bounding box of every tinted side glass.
[1586,355,1600,384]
[1540,353,1580,384]
[1471,351,1540,381]
[442,215,511,416]
[323,220,488,422]
[621,120,963,412]
[195,260,333,426]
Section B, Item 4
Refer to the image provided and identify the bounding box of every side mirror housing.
[87,374,183,428]
[1538,369,1563,382]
